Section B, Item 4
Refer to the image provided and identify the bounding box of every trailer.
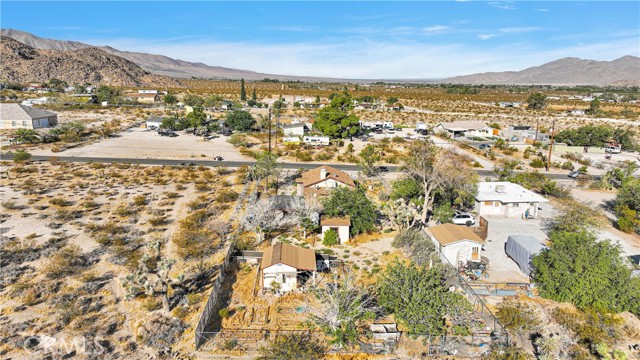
[505,235,545,276]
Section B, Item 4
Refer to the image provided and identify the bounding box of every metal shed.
[506,235,546,276]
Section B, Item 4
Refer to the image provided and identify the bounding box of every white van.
[605,144,621,154]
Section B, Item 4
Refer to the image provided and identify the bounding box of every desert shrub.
[148,216,168,227]
[49,197,72,207]
[114,204,137,217]
[257,334,325,360]
[218,307,231,318]
[1,200,19,210]
[215,166,233,175]
[495,300,541,336]
[616,206,639,233]
[133,195,147,206]
[13,149,32,163]
[165,191,181,199]
[322,229,339,246]
[172,209,217,259]
[172,306,190,320]
[215,190,239,203]
[529,158,546,168]
[43,245,86,279]
[561,161,575,170]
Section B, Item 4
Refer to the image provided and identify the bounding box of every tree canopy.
[322,186,376,235]
[225,110,256,131]
[378,261,471,335]
[554,124,636,150]
[526,92,547,110]
[314,92,360,138]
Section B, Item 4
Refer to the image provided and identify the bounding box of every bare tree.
[382,198,420,230]
[242,197,290,243]
[121,240,184,313]
[309,270,378,349]
[403,140,476,225]
[289,196,321,238]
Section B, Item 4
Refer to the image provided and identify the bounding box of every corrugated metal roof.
[260,242,316,271]
[427,224,484,246]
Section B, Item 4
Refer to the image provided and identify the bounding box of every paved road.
[1,154,579,180]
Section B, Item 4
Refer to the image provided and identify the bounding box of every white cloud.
[487,2,515,10]
[81,36,639,79]
[478,34,500,40]
[535,8,550,12]
[423,25,449,34]
[499,26,544,33]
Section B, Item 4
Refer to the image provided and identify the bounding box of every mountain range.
[1,28,639,86]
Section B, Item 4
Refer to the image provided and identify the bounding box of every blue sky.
[2,1,639,79]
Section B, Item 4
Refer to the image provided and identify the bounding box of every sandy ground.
[31,127,253,161]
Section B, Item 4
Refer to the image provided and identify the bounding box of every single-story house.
[321,216,351,244]
[260,242,317,293]
[475,182,548,219]
[282,123,307,136]
[138,89,158,94]
[126,93,160,104]
[0,103,58,129]
[303,135,330,146]
[499,102,520,108]
[434,121,492,138]
[21,97,49,106]
[425,224,485,267]
[501,125,532,140]
[568,109,586,116]
[146,116,163,129]
[283,136,301,144]
[296,165,356,198]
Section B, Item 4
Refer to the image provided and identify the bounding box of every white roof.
[437,121,488,131]
[476,182,548,204]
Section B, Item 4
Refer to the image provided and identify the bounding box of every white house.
[296,165,356,198]
[0,103,58,129]
[282,123,307,136]
[260,242,317,293]
[321,217,351,244]
[303,135,330,146]
[475,182,548,219]
[568,109,586,116]
[425,224,485,267]
[21,97,49,106]
[434,121,492,138]
[138,89,158,94]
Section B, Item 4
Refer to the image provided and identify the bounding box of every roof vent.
[495,185,506,194]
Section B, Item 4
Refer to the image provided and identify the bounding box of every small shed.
[506,235,545,276]
[321,216,350,244]
[260,242,317,293]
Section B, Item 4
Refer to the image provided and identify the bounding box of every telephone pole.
[268,109,272,154]
[546,119,556,171]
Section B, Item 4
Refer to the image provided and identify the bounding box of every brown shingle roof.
[296,165,356,188]
[321,216,351,227]
[260,242,316,271]
[427,224,484,246]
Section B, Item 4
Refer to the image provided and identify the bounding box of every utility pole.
[534,119,539,145]
[546,119,556,171]
[268,109,272,154]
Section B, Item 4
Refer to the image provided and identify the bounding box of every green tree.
[322,229,339,246]
[183,93,204,107]
[322,186,376,235]
[251,87,257,101]
[358,144,381,176]
[163,92,178,106]
[378,261,471,335]
[532,230,639,314]
[240,78,247,101]
[160,117,177,130]
[495,300,541,337]
[493,159,521,180]
[587,98,601,115]
[96,85,122,103]
[615,178,640,232]
[13,129,39,144]
[314,93,360,138]
[250,151,280,192]
[257,334,325,360]
[185,107,206,130]
[386,96,399,106]
[225,110,256,131]
[526,92,547,110]
[390,177,423,204]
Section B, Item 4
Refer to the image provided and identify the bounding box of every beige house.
[260,242,317,293]
[321,217,351,244]
[296,165,356,198]
[127,93,160,104]
[426,224,485,268]
[0,103,58,129]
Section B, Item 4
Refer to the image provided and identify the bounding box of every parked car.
[452,212,475,226]
[479,143,491,150]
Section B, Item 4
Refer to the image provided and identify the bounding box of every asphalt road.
[0,154,580,180]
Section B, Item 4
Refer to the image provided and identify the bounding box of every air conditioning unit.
[495,185,506,194]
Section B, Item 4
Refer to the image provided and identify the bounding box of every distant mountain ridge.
[0,35,180,87]
[442,56,640,86]
[1,28,639,86]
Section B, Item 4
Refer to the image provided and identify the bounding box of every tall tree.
[402,140,476,224]
[250,151,280,192]
[225,110,256,131]
[240,78,247,101]
[251,87,257,101]
[314,92,360,138]
[322,186,377,235]
[358,144,381,176]
[526,92,548,110]
[163,92,178,106]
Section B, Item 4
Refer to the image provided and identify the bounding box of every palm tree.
[13,129,40,144]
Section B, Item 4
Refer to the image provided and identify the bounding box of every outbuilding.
[425,224,485,268]
[321,216,351,244]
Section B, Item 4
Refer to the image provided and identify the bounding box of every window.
[12,121,17,128]
[22,120,29,127]
[484,201,493,205]
[494,201,500,207]
[512,203,519,207]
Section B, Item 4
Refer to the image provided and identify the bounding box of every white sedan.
[451,213,475,226]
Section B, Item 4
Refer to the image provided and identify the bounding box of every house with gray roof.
[0,103,58,129]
